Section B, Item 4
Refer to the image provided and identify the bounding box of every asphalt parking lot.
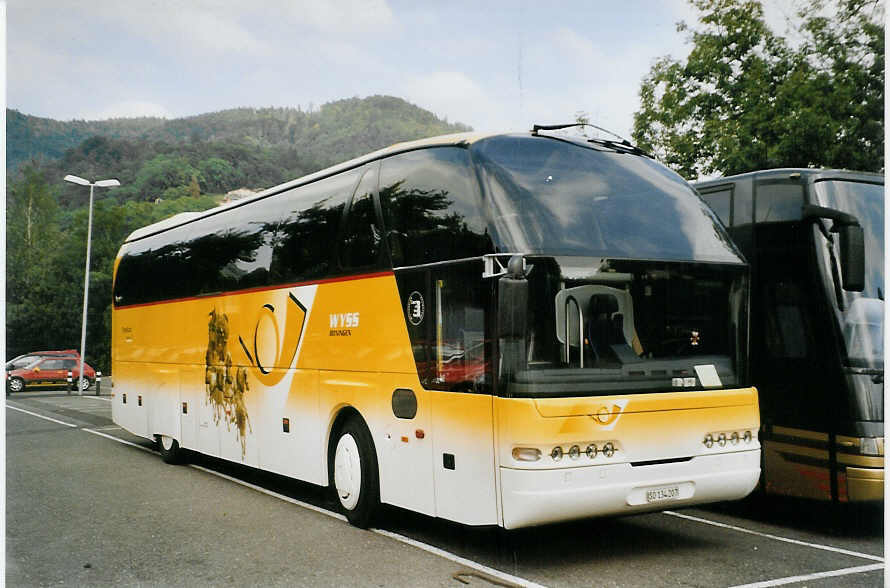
[6,390,884,587]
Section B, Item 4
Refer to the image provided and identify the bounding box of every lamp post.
[63,174,120,395]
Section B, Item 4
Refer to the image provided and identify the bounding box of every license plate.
[645,485,680,503]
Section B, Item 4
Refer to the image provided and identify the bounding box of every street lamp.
[63,174,121,395]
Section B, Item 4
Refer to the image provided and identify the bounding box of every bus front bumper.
[500,449,760,529]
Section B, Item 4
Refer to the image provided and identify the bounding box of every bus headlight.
[586,444,598,459]
[551,446,564,461]
[568,445,581,459]
[602,442,615,458]
[512,447,542,462]
[706,429,755,449]
[860,437,884,456]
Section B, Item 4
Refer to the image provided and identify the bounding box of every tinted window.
[379,147,492,266]
[40,359,64,370]
[472,135,742,264]
[115,169,359,306]
[394,260,491,393]
[755,182,803,223]
[340,166,384,270]
[733,180,753,227]
[700,187,732,226]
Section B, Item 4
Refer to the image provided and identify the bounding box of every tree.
[7,164,59,270]
[130,154,203,201]
[198,157,242,193]
[633,0,884,178]
[6,166,77,359]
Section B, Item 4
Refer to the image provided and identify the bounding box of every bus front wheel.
[157,435,185,464]
[329,418,379,528]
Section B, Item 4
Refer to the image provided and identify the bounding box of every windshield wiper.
[587,138,651,157]
[531,123,652,158]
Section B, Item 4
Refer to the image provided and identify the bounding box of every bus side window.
[379,147,492,267]
[430,262,489,393]
[755,182,804,223]
[700,186,732,226]
[339,166,384,270]
[269,171,356,282]
[733,181,753,227]
[397,262,491,394]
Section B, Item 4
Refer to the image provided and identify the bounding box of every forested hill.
[8,110,167,168]
[8,95,471,181]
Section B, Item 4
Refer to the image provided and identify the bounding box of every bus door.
[750,180,840,500]
[399,262,498,525]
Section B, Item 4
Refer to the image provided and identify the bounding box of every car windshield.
[7,355,39,370]
[814,179,884,369]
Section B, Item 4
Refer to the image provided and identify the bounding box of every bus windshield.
[814,179,884,369]
[471,135,743,264]
[499,257,747,397]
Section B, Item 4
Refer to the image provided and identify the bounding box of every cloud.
[552,27,605,67]
[284,0,395,34]
[100,2,274,56]
[400,71,505,131]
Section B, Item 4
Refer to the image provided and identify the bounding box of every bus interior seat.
[587,293,640,365]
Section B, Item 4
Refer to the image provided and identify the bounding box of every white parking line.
[80,396,111,402]
[9,405,544,588]
[664,510,884,562]
[82,428,155,452]
[189,464,348,522]
[189,465,544,588]
[373,528,547,588]
[7,405,77,428]
[727,563,884,588]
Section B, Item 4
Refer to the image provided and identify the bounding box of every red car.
[6,355,95,393]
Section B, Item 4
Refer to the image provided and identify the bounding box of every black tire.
[328,417,380,528]
[157,435,185,464]
[7,377,25,394]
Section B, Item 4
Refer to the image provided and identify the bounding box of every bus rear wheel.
[329,417,379,528]
[157,435,185,464]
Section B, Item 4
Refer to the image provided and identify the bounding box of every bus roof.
[123,131,497,244]
[694,168,884,189]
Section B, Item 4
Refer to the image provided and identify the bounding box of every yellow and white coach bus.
[112,126,761,529]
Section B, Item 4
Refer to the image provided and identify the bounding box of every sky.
[7,0,805,141]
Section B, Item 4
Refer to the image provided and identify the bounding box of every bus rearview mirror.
[498,276,528,339]
[802,204,865,292]
[837,223,865,292]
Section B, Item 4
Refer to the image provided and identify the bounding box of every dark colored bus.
[695,169,883,502]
